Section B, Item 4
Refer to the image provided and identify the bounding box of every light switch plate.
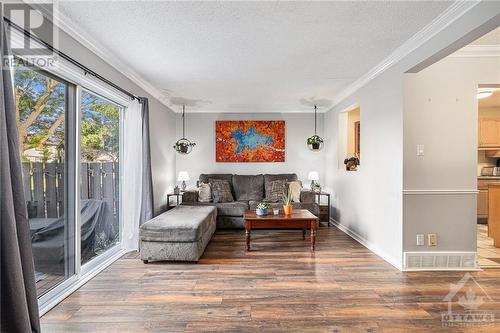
[416,234,424,246]
[428,234,437,246]
[416,144,425,156]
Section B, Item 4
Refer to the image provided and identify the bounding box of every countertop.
[478,176,500,180]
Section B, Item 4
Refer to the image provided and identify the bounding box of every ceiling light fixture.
[477,90,493,99]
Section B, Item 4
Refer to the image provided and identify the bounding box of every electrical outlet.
[416,234,424,246]
[428,234,437,246]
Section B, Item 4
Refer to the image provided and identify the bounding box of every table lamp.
[177,171,190,191]
[308,171,319,190]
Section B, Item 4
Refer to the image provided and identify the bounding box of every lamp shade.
[177,171,190,181]
[308,171,319,181]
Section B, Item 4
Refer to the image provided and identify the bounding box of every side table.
[314,192,331,227]
[167,193,183,210]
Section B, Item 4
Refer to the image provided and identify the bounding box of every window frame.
[10,28,131,315]
[79,87,125,271]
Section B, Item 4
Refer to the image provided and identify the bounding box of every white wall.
[324,68,404,269]
[175,113,325,187]
[323,1,500,269]
[404,57,500,190]
[403,56,500,253]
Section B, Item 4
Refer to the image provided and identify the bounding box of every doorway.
[477,85,500,268]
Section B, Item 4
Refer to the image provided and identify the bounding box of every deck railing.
[22,161,119,219]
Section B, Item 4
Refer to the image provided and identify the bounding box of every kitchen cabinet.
[489,185,500,247]
[477,177,500,235]
[479,118,500,148]
[478,189,489,218]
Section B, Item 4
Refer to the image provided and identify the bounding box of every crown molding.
[176,109,325,114]
[37,3,171,109]
[448,44,500,57]
[328,0,481,110]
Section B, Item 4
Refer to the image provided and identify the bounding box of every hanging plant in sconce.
[307,135,323,150]
[173,139,196,154]
[307,105,324,151]
[173,104,196,155]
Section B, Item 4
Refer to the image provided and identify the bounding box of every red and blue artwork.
[216,121,285,162]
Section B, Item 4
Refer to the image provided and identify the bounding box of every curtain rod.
[3,17,141,102]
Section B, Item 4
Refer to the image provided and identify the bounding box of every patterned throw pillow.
[209,179,234,203]
[198,183,212,203]
[288,180,302,202]
[265,179,287,202]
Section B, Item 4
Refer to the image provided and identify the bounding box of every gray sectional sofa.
[140,206,217,263]
[181,173,319,228]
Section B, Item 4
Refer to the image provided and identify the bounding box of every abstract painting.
[216,121,285,162]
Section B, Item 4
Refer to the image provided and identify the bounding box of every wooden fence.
[22,162,119,220]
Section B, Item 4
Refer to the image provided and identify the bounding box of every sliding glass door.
[14,65,124,302]
[15,64,76,296]
[79,91,122,265]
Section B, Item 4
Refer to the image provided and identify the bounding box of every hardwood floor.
[41,227,500,332]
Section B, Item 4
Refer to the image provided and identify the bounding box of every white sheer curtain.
[122,99,143,250]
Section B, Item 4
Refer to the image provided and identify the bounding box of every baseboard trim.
[329,218,403,271]
[403,189,478,195]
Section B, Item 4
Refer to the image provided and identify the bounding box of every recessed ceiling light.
[477,90,493,99]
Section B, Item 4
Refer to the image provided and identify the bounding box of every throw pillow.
[265,179,287,202]
[288,180,302,202]
[198,183,212,203]
[209,179,234,203]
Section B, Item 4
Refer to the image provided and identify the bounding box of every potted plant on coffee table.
[256,202,270,216]
[282,189,293,215]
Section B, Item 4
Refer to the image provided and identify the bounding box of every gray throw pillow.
[265,179,287,202]
[198,183,212,202]
[209,179,234,203]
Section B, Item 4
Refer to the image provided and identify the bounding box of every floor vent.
[404,252,478,271]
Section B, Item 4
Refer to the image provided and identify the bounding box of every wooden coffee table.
[243,209,318,252]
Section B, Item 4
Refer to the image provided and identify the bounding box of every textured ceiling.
[58,1,452,112]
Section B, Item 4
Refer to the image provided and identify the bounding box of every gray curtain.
[0,13,41,333]
[139,97,154,225]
